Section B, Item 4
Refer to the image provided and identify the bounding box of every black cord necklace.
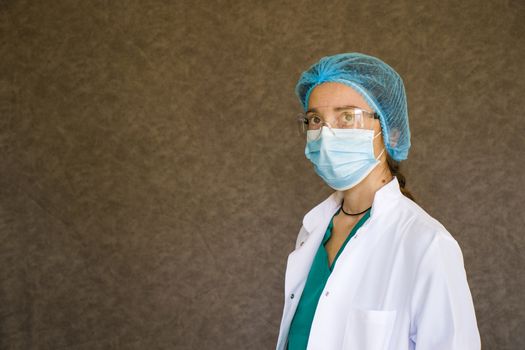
[340,199,371,216]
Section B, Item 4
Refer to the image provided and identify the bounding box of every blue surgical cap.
[295,52,410,161]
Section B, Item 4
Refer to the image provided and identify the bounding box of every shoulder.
[395,195,457,244]
[391,196,466,269]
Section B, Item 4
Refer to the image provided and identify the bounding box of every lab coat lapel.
[284,225,324,298]
[285,192,343,297]
[276,193,342,350]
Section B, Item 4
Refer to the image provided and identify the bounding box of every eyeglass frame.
[296,106,380,137]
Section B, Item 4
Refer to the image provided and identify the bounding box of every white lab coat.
[276,176,481,350]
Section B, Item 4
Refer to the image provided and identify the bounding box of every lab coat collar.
[302,176,403,235]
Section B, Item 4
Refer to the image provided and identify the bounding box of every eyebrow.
[306,105,363,114]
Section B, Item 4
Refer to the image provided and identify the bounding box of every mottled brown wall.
[1,0,524,349]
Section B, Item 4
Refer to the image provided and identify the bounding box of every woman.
[276,53,481,350]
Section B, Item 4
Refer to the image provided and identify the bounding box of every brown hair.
[386,153,416,202]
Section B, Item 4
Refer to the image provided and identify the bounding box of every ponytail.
[386,153,416,202]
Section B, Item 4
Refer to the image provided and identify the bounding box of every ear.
[389,128,400,147]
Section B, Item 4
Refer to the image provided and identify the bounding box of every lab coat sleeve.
[409,234,481,349]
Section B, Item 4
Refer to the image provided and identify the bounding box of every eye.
[307,115,322,125]
[342,112,355,124]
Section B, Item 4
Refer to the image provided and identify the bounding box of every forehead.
[307,82,373,111]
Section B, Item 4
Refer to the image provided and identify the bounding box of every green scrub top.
[286,207,371,350]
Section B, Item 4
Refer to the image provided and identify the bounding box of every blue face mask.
[305,127,385,191]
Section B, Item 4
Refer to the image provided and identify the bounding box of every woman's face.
[307,82,385,160]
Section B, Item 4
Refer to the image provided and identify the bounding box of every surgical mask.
[305,126,385,191]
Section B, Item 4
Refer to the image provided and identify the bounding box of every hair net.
[295,52,410,161]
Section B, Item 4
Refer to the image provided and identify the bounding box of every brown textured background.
[1,0,524,349]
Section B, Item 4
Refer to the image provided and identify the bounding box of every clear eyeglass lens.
[296,115,309,135]
[336,109,370,129]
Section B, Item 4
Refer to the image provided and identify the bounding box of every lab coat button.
[325,291,329,297]
[290,293,294,299]
[300,241,304,246]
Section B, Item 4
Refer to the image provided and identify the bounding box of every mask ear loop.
[373,131,386,160]
[376,147,385,160]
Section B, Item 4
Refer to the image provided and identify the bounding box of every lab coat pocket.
[342,308,397,350]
